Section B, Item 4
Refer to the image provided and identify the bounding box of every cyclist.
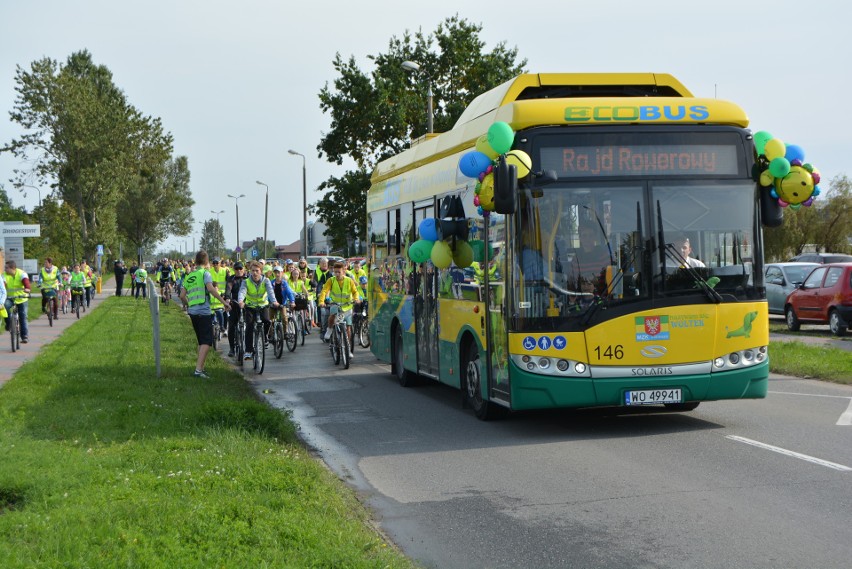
[237,260,279,361]
[134,263,148,299]
[225,261,247,358]
[80,258,94,307]
[271,266,296,337]
[208,257,230,336]
[314,257,332,335]
[4,260,32,343]
[290,267,312,333]
[158,258,175,302]
[59,268,71,313]
[179,250,232,378]
[319,261,360,357]
[0,248,7,326]
[69,263,87,311]
[39,257,61,320]
[352,260,367,282]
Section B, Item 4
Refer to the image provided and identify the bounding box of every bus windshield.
[511,179,758,331]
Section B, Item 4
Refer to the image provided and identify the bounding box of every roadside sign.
[251,248,258,258]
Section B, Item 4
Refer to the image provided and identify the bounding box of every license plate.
[624,388,682,405]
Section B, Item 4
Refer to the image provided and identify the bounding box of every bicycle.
[294,294,310,347]
[353,300,370,348]
[7,303,21,352]
[234,308,246,367]
[211,315,220,351]
[71,287,86,319]
[245,306,266,374]
[271,309,285,359]
[327,302,352,370]
[160,281,172,304]
[42,288,59,327]
[60,286,70,314]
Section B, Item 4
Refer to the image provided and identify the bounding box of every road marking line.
[768,391,852,426]
[837,399,852,427]
[725,435,852,472]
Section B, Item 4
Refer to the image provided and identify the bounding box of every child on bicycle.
[318,261,361,357]
[271,265,296,325]
[69,263,87,310]
[39,257,61,319]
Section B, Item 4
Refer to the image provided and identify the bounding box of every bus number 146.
[595,345,624,360]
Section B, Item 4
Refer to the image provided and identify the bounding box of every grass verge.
[0,297,414,568]
[770,341,852,384]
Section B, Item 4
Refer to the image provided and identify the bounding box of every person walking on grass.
[180,250,231,379]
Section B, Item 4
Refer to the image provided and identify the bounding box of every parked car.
[788,252,852,264]
[784,262,852,336]
[765,262,819,314]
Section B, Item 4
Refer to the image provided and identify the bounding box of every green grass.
[0,297,414,568]
[769,321,852,340]
[770,341,852,384]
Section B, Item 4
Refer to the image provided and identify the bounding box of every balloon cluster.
[754,131,821,210]
[407,195,474,269]
[458,121,531,217]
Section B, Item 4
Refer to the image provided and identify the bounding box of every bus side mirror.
[760,186,783,228]
[493,156,517,215]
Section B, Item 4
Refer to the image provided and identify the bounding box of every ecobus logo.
[565,105,710,122]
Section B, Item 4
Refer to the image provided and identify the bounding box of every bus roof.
[371,73,749,184]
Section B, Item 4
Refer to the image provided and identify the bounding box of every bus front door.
[414,260,439,377]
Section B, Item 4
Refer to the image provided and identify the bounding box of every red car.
[785,262,852,336]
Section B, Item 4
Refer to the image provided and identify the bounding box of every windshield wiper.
[664,243,723,303]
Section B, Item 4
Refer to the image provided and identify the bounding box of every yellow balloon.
[759,170,774,187]
[505,150,532,178]
[475,134,499,159]
[431,240,453,269]
[764,138,785,161]
[479,173,495,211]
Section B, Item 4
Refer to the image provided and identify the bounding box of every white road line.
[726,435,852,472]
[768,390,852,426]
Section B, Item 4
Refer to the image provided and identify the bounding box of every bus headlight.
[538,358,551,369]
[556,359,569,372]
[574,362,587,374]
[712,346,767,372]
[510,355,590,377]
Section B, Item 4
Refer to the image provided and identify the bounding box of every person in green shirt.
[134,265,148,299]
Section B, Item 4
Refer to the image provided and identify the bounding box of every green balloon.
[754,130,773,156]
[469,240,485,263]
[768,157,791,178]
[487,121,515,155]
[453,240,474,269]
[431,240,453,269]
[409,239,434,264]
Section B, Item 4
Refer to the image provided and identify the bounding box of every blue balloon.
[418,217,439,241]
[458,151,492,178]
[784,144,805,163]
[770,188,778,199]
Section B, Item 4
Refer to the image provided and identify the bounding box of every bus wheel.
[462,343,507,421]
[664,401,700,412]
[393,325,418,387]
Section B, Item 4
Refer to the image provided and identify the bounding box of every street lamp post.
[255,180,269,260]
[22,184,42,210]
[287,150,308,258]
[402,60,433,134]
[227,193,245,259]
[211,210,224,257]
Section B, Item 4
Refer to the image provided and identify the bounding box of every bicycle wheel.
[257,324,266,374]
[211,322,218,350]
[237,323,245,367]
[298,312,306,346]
[273,321,284,359]
[253,325,262,372]
[75,296,81,319]
[47,300,54,327]
[359,317,370,348]
[341,326,351,370]
[9,309,18,353]
[286,316,298,352]
[331,325,341,365]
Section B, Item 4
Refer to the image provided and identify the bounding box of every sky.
[2,0,850,255]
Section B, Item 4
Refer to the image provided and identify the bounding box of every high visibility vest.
[135,268,147,283]
[183,269,209,307]
[4,269,29,304]
[70,271,86,288]
[81,264,93,287]
[40,266,59,290]
[328,277,355,312]
[208,266,229,310]
[245,278,270,308]
[291,278,309,297]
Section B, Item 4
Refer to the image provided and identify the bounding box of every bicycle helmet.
[359,276,368,284]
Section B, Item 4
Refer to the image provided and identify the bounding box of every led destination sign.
[540,144,739,178]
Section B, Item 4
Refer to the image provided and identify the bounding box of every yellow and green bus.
[367,73,777,420]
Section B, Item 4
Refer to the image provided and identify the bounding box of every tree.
[813,175,852,253]
[314,17,526,248]
[119,154,195,256]
[199,218,225,258]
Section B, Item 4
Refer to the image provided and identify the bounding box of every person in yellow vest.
[39,257,61,319]
[0,248,8,323]
[4,259,32,342]
[352,260,367,282]
[80,258,94,307]
[179,250,231,378]
[289,267,312,334]
[237,260,279,361]
[208,257,231,337]
[318,261,360,357]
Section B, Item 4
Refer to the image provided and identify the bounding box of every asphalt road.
[228,332,852,569]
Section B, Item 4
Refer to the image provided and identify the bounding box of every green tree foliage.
[0,184,28,221]
[199,218,226,258]
[3,50,193,263]
[764,174,852,260]
[315,16,526,254]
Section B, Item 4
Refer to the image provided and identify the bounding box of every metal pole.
[256,181,269,260]
[427,82,434,134]
[302,161,307,258]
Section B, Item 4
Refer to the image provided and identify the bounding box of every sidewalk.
[1,286,115,387]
